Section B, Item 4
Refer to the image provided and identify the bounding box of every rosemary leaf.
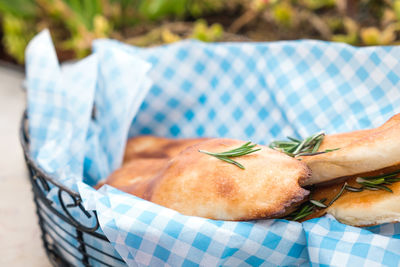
[363,186,380,191]
[323,148,341,153]
[312,136,323,153]
[356,177,385,185]
[292,138,308,155]
[328,182,347,206]
[286,197,328,221]
[310,199,328,208]
[199,142,260,169]
[286,203,313,221]
[215,156,245,170]
[269,131,339,157]
[287,136,301,142]
[293,210,314,221]
[362,169,400,180]
[386,178,400,183]
[354,170,400,192]
[344,185,364,192]
[299,204,313,214]
[369,184,393,193]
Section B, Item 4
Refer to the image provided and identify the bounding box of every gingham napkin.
[25,30,151,266]
[27,30,400,266]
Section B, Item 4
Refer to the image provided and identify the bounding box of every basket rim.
[19,110,81,198]
[19,110,110,238]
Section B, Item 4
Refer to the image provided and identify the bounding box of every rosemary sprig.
[285,198,326,221]
[350,169,400,193]
[269,131,339,157]
[291,203,315,221]
[199,141,261,169]
[285,183,347,221]
[286,170,400,221]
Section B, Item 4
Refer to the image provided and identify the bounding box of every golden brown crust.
[327,181,400,226]
[123,135,209,162]
[146,138,311,220]
[299,165,400,225]
[99,137,312,221]
[98,158,170,194]
[300,113,400,185]
[100,136,208,195]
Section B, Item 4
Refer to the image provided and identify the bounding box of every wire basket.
[20,111,126,267]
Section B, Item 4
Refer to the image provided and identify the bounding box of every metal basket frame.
[20,111,126,267]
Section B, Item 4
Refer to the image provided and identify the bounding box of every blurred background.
[1,0,400,65]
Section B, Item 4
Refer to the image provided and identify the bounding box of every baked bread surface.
[101,137,311,220]
[301,113,400,185]
[327,181,400,226]
[123,136,209,162]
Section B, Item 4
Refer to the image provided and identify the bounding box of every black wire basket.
[20,111,127,267]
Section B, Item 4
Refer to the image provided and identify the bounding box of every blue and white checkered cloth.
[27,29,400,266]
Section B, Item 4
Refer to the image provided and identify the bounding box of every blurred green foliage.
[272,2,293,27]
[2,0,400,64]
[191,19,223,42]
